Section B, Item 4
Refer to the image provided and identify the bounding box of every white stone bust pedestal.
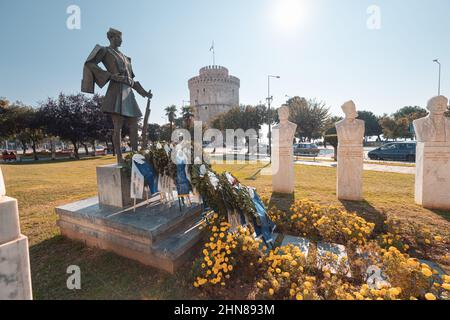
[272,106,297,194]
[0,167,33,300]
[335,101,365,201]
[413,96,450,210]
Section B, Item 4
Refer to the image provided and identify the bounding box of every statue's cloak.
[81,45,142,118]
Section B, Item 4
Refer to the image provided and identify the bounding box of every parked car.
[294,143,320,157]
[95,146,108,156]
[1,151,17,162]
[368,142,416,162]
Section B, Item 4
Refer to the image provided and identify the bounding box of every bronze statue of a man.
[81,28,152,163]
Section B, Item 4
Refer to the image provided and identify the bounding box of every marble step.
[56,196,206,273]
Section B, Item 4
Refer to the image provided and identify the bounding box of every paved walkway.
[295,159,415,175]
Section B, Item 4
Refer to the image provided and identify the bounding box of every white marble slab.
[281,235,311,258]
[317,242,351,277]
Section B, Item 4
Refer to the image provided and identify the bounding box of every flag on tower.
[210,41,215,65]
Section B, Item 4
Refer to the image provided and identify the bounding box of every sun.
[271,0,306,33]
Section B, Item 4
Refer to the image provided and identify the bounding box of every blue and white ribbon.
[131,154,158,200]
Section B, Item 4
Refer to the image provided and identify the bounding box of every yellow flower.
[425,293,436,300]
[355,293,364,300]
[422,268,433,277]
[268,288,274,296]
[442,283,450,291]
[296,293,303,300]
[389,287,401,296]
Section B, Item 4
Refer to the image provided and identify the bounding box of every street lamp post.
[267,75,280,161]
[433,59,441,96]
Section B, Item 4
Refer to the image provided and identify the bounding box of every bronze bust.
[82,28,152,163]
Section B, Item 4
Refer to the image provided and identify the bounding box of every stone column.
[336,101,365,201]
[0,168,33,300]
[272,106,297,194]
[413,96,450,210]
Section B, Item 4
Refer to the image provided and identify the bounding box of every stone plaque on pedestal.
[272,106,297,194]
[0,172,33,300]
[336,101,365,201]
[0,196,21,244]
[97,164,131,208]
[337,145,364,201]
[0,235,32,300]
[415,142,450,210]
[413,96,450,210]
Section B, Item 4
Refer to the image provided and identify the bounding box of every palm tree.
[165,105,177,137]
[181,105,193,118]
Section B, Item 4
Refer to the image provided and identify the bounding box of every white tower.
[188,65,240,125]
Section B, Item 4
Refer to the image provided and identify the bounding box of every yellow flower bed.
[380,246,447,299]
[257,244,320,300]
[269,200,375,246]
[193,215,264,289]
[192,201,449,300]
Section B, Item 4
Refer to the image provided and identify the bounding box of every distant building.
[188,65,240,125]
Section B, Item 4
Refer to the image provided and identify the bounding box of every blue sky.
[1,0,449,124]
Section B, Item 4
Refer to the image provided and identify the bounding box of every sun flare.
[271,0,306,33]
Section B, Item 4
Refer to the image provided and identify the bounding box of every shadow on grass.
[246,163,271,181]
[339,199,388,233]
[4,156,113,166]
[429,209,450,222]
[29,235,198,300]
[268,192,295,212]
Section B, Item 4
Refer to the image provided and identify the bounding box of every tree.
[0,102,44,159]
[165,105,177,137]
[22,107,45,160]
[147,123,162,142]
[323,116,343,161]
[181,105,193,118]
[40,93,101,159]
[0,99,15,140]
[0,97,9,110]
[393,106,428,122]
[287,97,330,142]
[212,105,265,153]
[159,124,173,142]
[379,115,401,140]
[379,106,428,140]
[357,110,382,140]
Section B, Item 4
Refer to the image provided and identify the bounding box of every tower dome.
[188,65,240,125]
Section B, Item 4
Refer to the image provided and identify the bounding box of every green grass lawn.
[1,157,449,299]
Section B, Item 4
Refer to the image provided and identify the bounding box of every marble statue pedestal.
[0,196,32,300]
[337,145,363,201]
[56,196,204,274]
[415,142,450,210]
[272,147,295,194]
[97,164,131,208]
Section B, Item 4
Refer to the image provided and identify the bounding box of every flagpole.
[211,41,215,66]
